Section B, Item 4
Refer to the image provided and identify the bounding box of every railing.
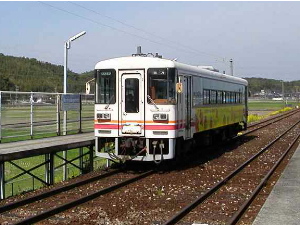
[0,91,94,142]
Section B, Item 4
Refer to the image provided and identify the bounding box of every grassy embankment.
[248,107,293,123]
[247,100,300,123]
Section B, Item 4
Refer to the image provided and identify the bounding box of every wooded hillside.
[0,53,299,95]
[0,53,93,93]
[246,77,300,95]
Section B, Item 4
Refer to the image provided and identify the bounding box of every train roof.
[95,56,248,86]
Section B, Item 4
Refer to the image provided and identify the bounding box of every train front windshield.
[95,69,116,104]
[148,68,176,104]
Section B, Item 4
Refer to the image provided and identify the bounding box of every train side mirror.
[176,83,183,93]
[86,83,91,94]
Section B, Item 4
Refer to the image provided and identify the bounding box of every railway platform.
[253,143,300,224]
[0,132,95,199]
[0,132,94,161]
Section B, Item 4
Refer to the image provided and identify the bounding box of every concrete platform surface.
[253,143,300,225]
[0,132,94,161]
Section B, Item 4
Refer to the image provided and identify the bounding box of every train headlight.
[153,113,168,121]
[97,113,111,120]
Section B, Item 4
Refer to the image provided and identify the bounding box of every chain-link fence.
[0,91,94,142]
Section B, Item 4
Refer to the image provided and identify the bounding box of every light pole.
[63,31,86,135]
[64,31,86,94]
[63,31,86,181]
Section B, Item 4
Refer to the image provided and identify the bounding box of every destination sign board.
[61,94,81,111]
[100,71,112,76]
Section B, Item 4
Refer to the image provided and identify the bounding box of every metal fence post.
[89,145,94,172]
[45,153,54,185]
[79,94,82,133]
[0,162,5,199]
[56,94,61,136]
[0,91,2,143]
[79,147,83,174]
[30,92,33,139]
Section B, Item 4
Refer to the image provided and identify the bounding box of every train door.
[184,76,192,138]
[119,70,145,136]
[178,75,192,139]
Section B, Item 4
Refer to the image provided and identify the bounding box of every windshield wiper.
[147,95,159,110]
[105,95,115,109]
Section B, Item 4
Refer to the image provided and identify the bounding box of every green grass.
[248,100,300,111]
[1,104,94,143]
[247,107,294,123]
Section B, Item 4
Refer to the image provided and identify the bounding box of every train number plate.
[122,124,142,134]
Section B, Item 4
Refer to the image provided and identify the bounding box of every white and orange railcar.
[94,55,248,163]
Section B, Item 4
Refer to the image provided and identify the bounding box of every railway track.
[163,112,300,225]
[0,169,155,224]
[1,109,299,225]
[0,169,121,214]
[238,108,300,137]
[247,108,300,129]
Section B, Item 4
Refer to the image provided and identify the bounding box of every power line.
[69,1,226,61]
[39,1,227,63]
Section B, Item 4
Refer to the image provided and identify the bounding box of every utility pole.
[230,59,233,76]
[281,80,285,108]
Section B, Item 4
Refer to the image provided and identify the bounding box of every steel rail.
[163,119,300,225]
[228,130,300,225]
[240,109,300,137]
[0,169,121,214]
[14,170,155,225]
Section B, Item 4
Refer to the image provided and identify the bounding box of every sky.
[1,1,300,81]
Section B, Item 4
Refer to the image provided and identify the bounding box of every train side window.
[147,68,176,104]
[237,92,241,103]
[203,89,210,105]
[233,92,236,103]
[168,68,176,103]
[232,92,235,103]
[233,92,237,103]
[227,91,231,103]
[217,91,223,104]
[210,90,217,104]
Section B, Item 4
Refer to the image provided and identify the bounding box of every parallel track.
[240,108,299,137]
[0,169,121,214]
[247,108,300,128]
[14,170,155,225]
[1,110,299,224]
[163,111,300,225]
[0,169,154,224]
